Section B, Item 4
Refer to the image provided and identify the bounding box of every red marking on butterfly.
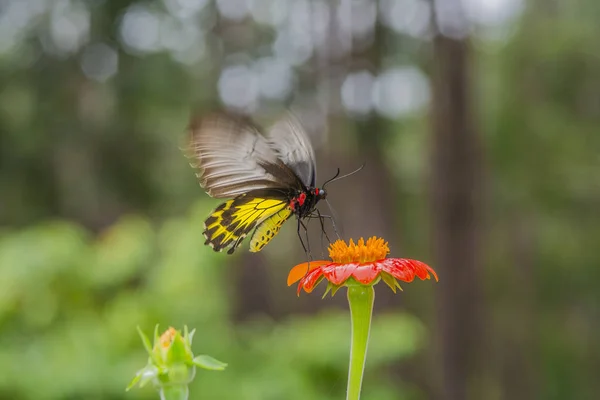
[290,192,307,211]
[297,192,306,206]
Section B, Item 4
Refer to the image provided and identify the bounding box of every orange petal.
[382,258,438,283]
[323,263,358,285]
[352,264,381,284]
[287,260,330,286]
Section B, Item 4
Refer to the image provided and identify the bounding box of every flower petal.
[322,263,359,285]
[404,258,437,281]
[352,264,381,284]
[298,266,327,294]
[381,258,437,282]
[288,260,330,286]
[376,259,410,282]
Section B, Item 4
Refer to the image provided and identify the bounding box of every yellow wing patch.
[203,195,290,254]
[249,208,293,252]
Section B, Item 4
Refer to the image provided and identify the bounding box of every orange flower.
[288,237,438,295]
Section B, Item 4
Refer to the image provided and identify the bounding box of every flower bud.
[127,325,226,397]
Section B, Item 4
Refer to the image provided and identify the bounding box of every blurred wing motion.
[188,113,300,198]
[188,111,318,254]
[268,113,317,187]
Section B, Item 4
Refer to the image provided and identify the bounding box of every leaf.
[187,327,196,346]
[127,365,160,391]
[330,285,342,297]
[137,326,153,355]
[138,367,159,388]
[168,331,189,363]
[380,273,397,293]
[153,324,160,346]
[126,371,143,391]
[322,285,331,298]
[193,355,227,371]
[395,281,403,292]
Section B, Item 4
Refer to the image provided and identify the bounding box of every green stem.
[159,385,189,400]
[346,285,375,400]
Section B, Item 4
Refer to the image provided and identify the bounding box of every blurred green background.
[1,0,599,399]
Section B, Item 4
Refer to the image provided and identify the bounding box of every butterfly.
[187,111,334,255]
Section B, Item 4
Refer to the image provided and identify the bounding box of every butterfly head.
[313,187,327,200]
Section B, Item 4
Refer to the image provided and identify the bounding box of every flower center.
[160,327,177,348]
[328,236,390,264]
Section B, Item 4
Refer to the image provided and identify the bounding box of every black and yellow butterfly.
[187,111,330,255]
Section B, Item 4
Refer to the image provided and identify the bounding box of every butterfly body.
[289,188,326,216]
[188,112,326,254]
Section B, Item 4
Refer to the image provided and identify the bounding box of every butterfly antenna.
[318,164,364,238]
[321,168,341,189]
[321,163,365,190]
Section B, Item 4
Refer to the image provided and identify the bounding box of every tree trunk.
[430,33,485,400]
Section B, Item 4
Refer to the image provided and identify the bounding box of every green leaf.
[153,324,160,346]
[192,355,227,371]
[330,285,342,297]
[168,331,190,363]
[395,281,403,292]
[187,327,196,346]
[321,283,342,298]
[380,273,397,293]
[322,285,331,298]
[126,371,143,391]
[137,326,154,355]
[126,366,159,390]
[138,367,159,388]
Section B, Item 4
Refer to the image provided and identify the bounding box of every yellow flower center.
[328,236,389,264]
[160,327,177,348]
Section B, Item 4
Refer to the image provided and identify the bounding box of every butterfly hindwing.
[203,193,290,254]
[249,207,293,252]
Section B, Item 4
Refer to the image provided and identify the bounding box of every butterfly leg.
[310,210,331,258]
[314,209,332,243]
[318,215,327,258]
[297,217,313,261]
[304,214,327,258]
[311,213,340,240]
[323,200,342,239]
[296,217,308,255]
[301,218,312,260]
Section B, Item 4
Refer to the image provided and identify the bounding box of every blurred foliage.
[0,203,428,400]
[0,0,599,399]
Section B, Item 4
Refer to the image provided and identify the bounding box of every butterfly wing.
[190,112,319,253]
[203,190,292,254]
[267,113,317,188]
[188,113,302,198]
[248,207,293,252]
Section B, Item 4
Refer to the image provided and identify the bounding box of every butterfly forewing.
[267,113,317,187]
[189,113,300,198]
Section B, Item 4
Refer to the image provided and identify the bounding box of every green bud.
[127,325,226,397]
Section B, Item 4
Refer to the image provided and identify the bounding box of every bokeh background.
[1,0,599,399]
